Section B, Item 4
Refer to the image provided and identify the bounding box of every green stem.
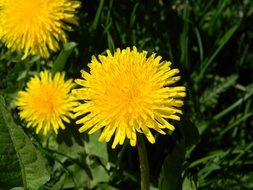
[137,134,150,190]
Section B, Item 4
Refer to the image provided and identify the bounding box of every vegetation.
[0,0,253,189]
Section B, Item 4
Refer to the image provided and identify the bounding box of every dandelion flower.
[16,71,77,135]
[72,47,186,148]
[0,0,81,59]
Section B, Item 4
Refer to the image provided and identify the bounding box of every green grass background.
[0,0,253,189]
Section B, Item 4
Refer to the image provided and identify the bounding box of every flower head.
[16,71,77,135]
[73,47,186,148]
[0,0,80,59]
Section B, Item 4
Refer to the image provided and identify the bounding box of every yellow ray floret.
[16,70,77,135]
[72,47,186,148]
[0,0,81,59]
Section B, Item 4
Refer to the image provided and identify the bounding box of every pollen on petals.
[72,47,186,148]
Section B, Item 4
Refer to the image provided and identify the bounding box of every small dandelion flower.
[0,0,81,59]
[16,71,77,135]
[72,47,186,148]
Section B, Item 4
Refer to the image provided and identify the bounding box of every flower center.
[106,71,149,119]
[120,85,140,107]
[31,84,59,118]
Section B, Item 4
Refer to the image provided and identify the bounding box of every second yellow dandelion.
[16,71,77,135]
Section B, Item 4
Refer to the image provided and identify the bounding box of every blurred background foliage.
[0,0,253,189]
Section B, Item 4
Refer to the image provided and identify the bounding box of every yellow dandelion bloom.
[72,47,186,148]
[16,71,77,135]
[0,0,81,59]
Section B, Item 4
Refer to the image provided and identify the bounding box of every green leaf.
[89,163,110,188]
[179,0,190,68]
[214,83,253,120]
[91,0,105,30]
[97,184,118,190]
[198,24,239,81]
[200,74,238,111]
[182,177,197,190]
[51,42,77,75]
[159,142,185,190]
[0,96,50,189]
[179,119,200,149]
[85,132,108,162]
